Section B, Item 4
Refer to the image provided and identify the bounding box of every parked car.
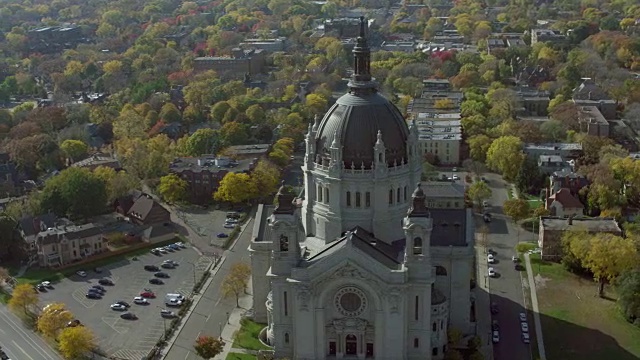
[98,278,114,286]
[161,263,175,269]
[149,278,164,285]
[133,296,149,305]
[515,264,524,271]
[154,272,170,278]
[521,322,529,333]
[487,254,495,264]
[140,291,156,298]
[519,312,527,322]
[512,256,520,263]
[41,281,54,289]
[160,309,176,318]
[452,175,460,180]
[452,167,457,172]
[483,213,492,223]
[165,298,182,307]
[217,233,229,238]
[492,331,500,343]
[224,223,236,229]
[164,246,175,252]
[490,302,499,314]
[76,270,87,277]
[488,267,496,277]
[92,285,106,292]
[66,319,81,327]
[115,301,130,308]
[491,320,499,331]
[522,332,530,344]
[87,288,103,295]
[144,265,160,272]
[120,312,138,320]
[163,260,179,266]
[174,242,186,248]
[168,244,181,250]
[225,218,238,224]
[94,267,102,273]
[151,249,161,255]
[158,248,168,254]
[110,303,127,311]
[86,293,101,299]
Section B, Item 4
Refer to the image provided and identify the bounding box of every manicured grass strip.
[225,353,256,360]
[232,319,270,351]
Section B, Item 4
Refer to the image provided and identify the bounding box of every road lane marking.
[0,308,57,359]
[13,340,35,360]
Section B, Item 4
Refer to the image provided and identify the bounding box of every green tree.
[467,134,492,162]
[214,173,258,204]
[157,174,188,203]
[60,139,88,162]
[305,93,328,115]
[93,166,139,202]
[40,167,108,219]
[219,121,248,146]
[185,128,219,156]
[468,181,492,208]
[515,157,543,195]
[503,198,530,240]
[58,326,96,360]
[159,102,182,123]
[194,335,224,359]
[617,268,640,324]
[269,149,289,167]
[486,136,525,181]
[251,160,281,195]
[0,214,22,261]
[245,104,266,124]
[210,101,231,123]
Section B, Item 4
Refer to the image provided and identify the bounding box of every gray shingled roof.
[420,181,465,198]
[541,216,621,232]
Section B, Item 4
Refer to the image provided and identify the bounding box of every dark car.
[217,233,229,238]
[144,265,160,272]
[66,319,82,327]
[36,284,47,292]
[154,272,170,278]
[149,278,164,285]
[160,263,175,269]
[98,278,114,286]
[491,320,499,331]
[92,285,106,292]
[88,288,103,295]
[86,292,101,299]
[483,213,492,223]
[94,267,102,273]
[120,312,138,320]
[115,300,130,308]
[515,264,524,271]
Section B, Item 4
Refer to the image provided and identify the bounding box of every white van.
[165,293,185,302]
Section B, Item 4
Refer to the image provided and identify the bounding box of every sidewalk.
[524,252,546,360]
[475,246,495,360]
[214,285,255,359]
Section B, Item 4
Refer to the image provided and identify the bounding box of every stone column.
[336,331,343,358]
[358,333,365,359]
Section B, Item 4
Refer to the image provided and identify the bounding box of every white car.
[492,330,499,343]
[224,223,236,229]
[225,219,238,224]
[163,260,179,266]
[487,254,495,264]
[165,298,182,307]
[110,304,126,311]
[488,267,496,277]
[174,242,186,248]
[519,312,527,322]
[521,322,529,332]
[133,296,149,305]
[160,309,176,318]
[452,175,460,180]
[522,332,530,344]
[76,271,87,277]
[452,167,458,172]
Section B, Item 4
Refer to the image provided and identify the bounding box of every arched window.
[325,187,330,203]
[317,185,323,202]
[435,266,447,276]
[378,153,382,162]
[285,333,290,344]
[432,322,437,331]
[389,189,393,204]
[413,237,423,255]
[413,338,419,348]
[346,191,351,207]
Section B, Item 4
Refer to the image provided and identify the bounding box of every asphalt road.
[481,173,533,360]
[164,218,255,359]
[0,305,61,360]
[36,247,213,360]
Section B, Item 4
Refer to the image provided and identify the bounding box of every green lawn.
[532,255,640,360]
[13,240,176,285]
[0,288,10,304]
[225,353,256,360]
[232,319,270,351]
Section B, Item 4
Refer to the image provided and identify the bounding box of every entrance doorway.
[329,341,336,355]
[345,334,357,355]
[366,343,374,357]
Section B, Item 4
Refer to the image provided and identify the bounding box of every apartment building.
[36,224,106,267]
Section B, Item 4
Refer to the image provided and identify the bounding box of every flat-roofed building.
[539,216,622,260]
[412,113,462,165]
[578,105,609,137]
[523,143,583,159]
[239,38,286,52]
[193,49,266,79]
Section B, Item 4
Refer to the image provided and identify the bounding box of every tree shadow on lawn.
[489,293,639,360]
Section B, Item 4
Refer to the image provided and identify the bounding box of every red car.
[140,291,156,298]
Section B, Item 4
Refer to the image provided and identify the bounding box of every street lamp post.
[226,312,230,324]
[219,322,223,339]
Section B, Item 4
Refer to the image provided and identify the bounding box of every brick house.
[36,223,106,267]
[545,188,584,218]
[126,194,171,226]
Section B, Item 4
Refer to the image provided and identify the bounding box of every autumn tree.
[159,102,182,123]
[93,166,139,202]
[617,268,640,323]
[60,139,88,162]
[251,160,281,195]
[194,335,225,359]
[486,136,525,181]
[467,181,492,208]
[503,198,530,240]
[37,303,74,338]
[9,283,39,315]
[158,174,188,203]
[222,262,251,306]
[214,173,258,204]
[477,225,490,253]
[185,128,220,156]
[58,326,96,359]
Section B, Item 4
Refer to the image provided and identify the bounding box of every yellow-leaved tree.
[37,303,75,338]
[214,173,258,204]
[8,283,39,315]
[58,326,96,359]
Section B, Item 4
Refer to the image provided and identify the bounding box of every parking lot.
[175,208,244,247]
[37,245,215,360]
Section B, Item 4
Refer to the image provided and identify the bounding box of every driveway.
[37,247,214,360]
[480,173,533,360]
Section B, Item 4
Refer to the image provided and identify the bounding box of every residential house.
[141,224,175,243]
[224,144,271,159]
[545,188,584,218]
[27,25,88,53]
[530,29,567,45]
[239,38,286,52]
[36,223,106,267]
[114,190,145,215]
[18,213,62,263]
[516,66,552,88]
[324,18,368,38]
[578,106,609,137]
[420,181,467,209]
[572,78,616,120]
[538,216,622,260]
[169,155,257,204]
[126,194,171,226]
[193,49,266,79]
[537,155,568,174]
[549,169,589,196]
[71,153,121,171]
[515,87,550,116]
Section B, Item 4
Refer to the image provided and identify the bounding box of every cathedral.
[249,18,474,360]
